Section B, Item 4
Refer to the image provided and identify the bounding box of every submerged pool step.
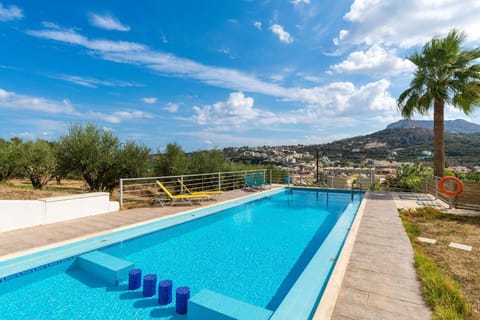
[189,289,272,320]
[77,251,133,286]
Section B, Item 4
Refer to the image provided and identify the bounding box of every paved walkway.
[0,190,432,319]
[332,192,431,320]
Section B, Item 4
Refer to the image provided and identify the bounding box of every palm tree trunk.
[433,98,445,177]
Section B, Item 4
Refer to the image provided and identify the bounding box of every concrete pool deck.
[331,192,431,320]
[0,189,432,319]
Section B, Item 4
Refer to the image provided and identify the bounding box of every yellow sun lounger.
[177,179,224,199]
[156,181,209,206]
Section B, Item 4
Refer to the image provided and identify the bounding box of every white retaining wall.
[0,193,120,233]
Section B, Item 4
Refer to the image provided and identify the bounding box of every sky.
[1,0,480,152]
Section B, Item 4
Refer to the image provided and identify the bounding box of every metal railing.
[120,169,272,208]
[119,168,373,208]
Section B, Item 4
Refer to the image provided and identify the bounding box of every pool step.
[189,289,272,320]
[77,251,133,286]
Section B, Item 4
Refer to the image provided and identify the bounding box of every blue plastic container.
[175,286,190,314]
[158,280,173,305]
[142,274,157,297]
[128,269,142,290]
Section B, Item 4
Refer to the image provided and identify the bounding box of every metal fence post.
[119,178,123,208]
[218,172,221,190]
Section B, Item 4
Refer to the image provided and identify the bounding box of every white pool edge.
[311,190,369,319]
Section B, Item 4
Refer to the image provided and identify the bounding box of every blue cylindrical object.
[128,269,142,290]
[142,274,157,297]
[158,280,173,305]
[175,286,190,314]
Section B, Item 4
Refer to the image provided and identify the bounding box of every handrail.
[119,169,273,207]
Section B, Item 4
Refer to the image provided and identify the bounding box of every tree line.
[0,123,268,192]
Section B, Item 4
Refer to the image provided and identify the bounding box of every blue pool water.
[0,188,363,319]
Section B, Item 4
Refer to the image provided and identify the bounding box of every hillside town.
[224,145,480,189]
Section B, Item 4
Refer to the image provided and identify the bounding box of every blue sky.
[1,0,480,151]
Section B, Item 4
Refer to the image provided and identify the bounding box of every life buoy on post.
[438,177,464,197]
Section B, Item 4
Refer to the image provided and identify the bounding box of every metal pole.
[218,172,221,191]
[316,148,319,184]
[119,178,123,208]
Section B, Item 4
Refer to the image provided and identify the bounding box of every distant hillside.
[387,119,480,134]
[301,127,480,165]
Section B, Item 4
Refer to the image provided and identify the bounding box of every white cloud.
[164,102,179,113]
[54,74,138,88]
[217,48,231,55]
[253,21,262,29]
[193,92,259,126]
[270,74,285,82]
[88,13,130,32]
[0,88,76,114]
[86,110,150,123]
[0,3,23,21]
[101,50,289,98]
[41,21,60,29]
[142,97,158,104]
[289,79,397,115]
[331,45,415,76]
[192,80,397,132]
[27,27,144,52]
[270,24,294,44]
[17,132,35,139]
[291,0,310,4]
[0,87,150,123]
[335,0,480,48]
[27,26,288,98]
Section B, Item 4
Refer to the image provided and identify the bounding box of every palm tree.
[397,29,480,177]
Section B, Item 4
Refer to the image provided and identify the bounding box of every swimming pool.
[0,187,364,319]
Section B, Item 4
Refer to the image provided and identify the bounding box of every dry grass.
[0,178,90,199]
[401,207,480,320]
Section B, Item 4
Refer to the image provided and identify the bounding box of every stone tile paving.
[332,192,432,320]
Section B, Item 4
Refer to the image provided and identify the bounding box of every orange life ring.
[438,177,464,197]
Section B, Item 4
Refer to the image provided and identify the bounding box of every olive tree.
[153,143,188,176]
[188,150,225,174]
[56,123,150,192]
[0,137,24,181]
[21,139,57,189]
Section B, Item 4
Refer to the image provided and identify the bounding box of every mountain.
[386,119,480,134]
[300,126,480,165]
[226,119,480,166]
